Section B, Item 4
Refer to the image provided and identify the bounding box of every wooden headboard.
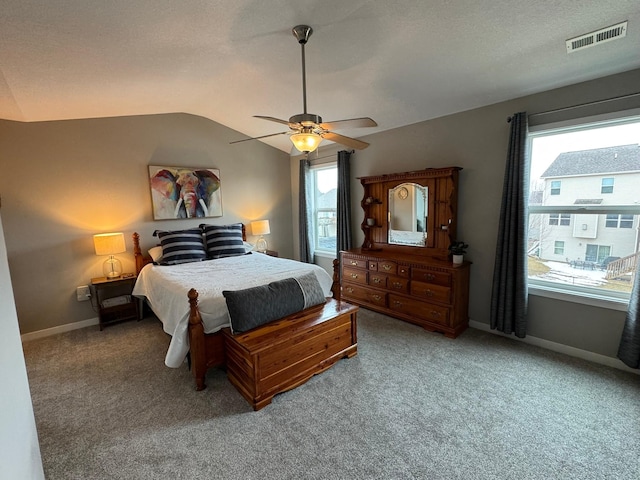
[132,224,248,275]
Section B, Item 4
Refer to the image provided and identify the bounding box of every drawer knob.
[382,264,392,271]
[393,300,403,307]
[346,287,354,293]
[392,282,403,289]
[351,273,359,279]
[424,273,435,281]
[372,294,382,301]
[424,289,434,297]
[372,277,381,284]
[350,261,358,266]
[430,310,441,318]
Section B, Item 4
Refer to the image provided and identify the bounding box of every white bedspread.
[132,253,334,368]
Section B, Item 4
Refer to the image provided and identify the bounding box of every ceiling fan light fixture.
[290,131,322,153]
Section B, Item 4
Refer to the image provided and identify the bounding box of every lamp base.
[256,236,268,253]
[103,255,123,279]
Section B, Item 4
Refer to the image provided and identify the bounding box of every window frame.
[309,162,338,256]
[527,113,640,308]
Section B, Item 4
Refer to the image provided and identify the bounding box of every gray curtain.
[298,157,313,263]
[490,112,529,338]
[618,266,640,368]
[336,150,352,256]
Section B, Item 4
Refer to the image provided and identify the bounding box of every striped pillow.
[201,223,246,259]
[157,228,207,265]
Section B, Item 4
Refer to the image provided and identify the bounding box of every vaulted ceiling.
[1,1,639,152]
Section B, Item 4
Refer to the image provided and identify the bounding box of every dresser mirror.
[388,183,427,246]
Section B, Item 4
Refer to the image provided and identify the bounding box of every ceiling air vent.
[566,21,627,53]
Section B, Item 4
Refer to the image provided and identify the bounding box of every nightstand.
[91,274,139,330]
[265,250,278,257]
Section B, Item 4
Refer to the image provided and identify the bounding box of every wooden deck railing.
[606,252,640,280]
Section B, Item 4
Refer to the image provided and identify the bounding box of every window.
[606,214,634,228]
[601,177,614,194]
[549,214,570,226]
[527,115,640,303]
[310,164,337,254]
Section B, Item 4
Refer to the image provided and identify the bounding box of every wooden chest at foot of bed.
[222,299,358,411]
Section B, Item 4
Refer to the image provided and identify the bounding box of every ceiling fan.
[231,25,377,153]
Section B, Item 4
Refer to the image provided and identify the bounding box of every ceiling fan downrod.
[290,25,322,126]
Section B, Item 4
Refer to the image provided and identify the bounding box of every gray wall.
[0,113,290,334]
[0,211,44,479]
[291,68,640,361]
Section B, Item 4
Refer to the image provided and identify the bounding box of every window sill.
[528,284,629,312]
[313,250,336,260]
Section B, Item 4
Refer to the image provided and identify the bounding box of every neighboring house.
[531,144,640,265]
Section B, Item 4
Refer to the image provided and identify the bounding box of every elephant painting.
[148,166,223,219]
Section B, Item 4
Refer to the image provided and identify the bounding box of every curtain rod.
[528,91,640,119]
[306,150,355,162]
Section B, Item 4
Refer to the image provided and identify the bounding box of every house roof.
[541,144,640,178]
[1,1,639,153]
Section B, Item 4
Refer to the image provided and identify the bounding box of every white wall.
[0,211,44,479]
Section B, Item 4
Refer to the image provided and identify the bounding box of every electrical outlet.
[76,285,91,302]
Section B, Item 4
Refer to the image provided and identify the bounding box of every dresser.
[341,249,470,338]
[340,166,470,338]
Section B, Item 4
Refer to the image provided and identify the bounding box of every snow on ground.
[534,260,606,287]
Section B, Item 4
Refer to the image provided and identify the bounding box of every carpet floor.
[23,308,640,479]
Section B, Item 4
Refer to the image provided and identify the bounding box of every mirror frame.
[388,182,428,246]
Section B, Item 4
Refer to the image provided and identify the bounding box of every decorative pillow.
[243,241,255,253]
[201,223,246,259]
[157,228,207,265]
[223,272,326,334]
[148,246,163,263]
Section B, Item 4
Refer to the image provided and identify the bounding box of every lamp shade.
[290,132,322,153]
[251,220,270,236]
[93,233,126,256]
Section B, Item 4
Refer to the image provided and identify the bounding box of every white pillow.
[148,246,163,263]
[243,241,255,253]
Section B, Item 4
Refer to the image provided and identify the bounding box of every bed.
[131,228,353,399]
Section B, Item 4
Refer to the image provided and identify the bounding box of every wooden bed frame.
[132,230,348,400]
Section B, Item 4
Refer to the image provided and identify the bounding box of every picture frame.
[148,166,223,220]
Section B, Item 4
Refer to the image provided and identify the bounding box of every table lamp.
[251,220,270,253]
[94,232,126,279]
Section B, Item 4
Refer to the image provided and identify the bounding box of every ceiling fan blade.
[321,132,370,150]
[254,115,297,127]
[320,117,377,130]
[229,131,289,145]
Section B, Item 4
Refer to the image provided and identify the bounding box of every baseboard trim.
[469,320,638,375]
[21,317,99,342]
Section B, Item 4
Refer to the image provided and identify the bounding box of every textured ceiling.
[1,0,639,152]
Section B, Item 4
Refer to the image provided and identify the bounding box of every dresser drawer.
[387,276,409,294]
[343,256,367,269]
[343,267,367,285]
[397,265,410,278]
[410,281,451,304]
[343,283,387,307]
[368,272,387,288]
[375,260,396,275]
[388,294,450,326]
[411,268,451,287]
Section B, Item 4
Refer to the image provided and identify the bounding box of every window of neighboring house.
[601,177,614,194]
[554,241,564,255]
[606,214,635,228]
[549,214,570,226]
[527,115,640,305]
[310,163,337,254]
